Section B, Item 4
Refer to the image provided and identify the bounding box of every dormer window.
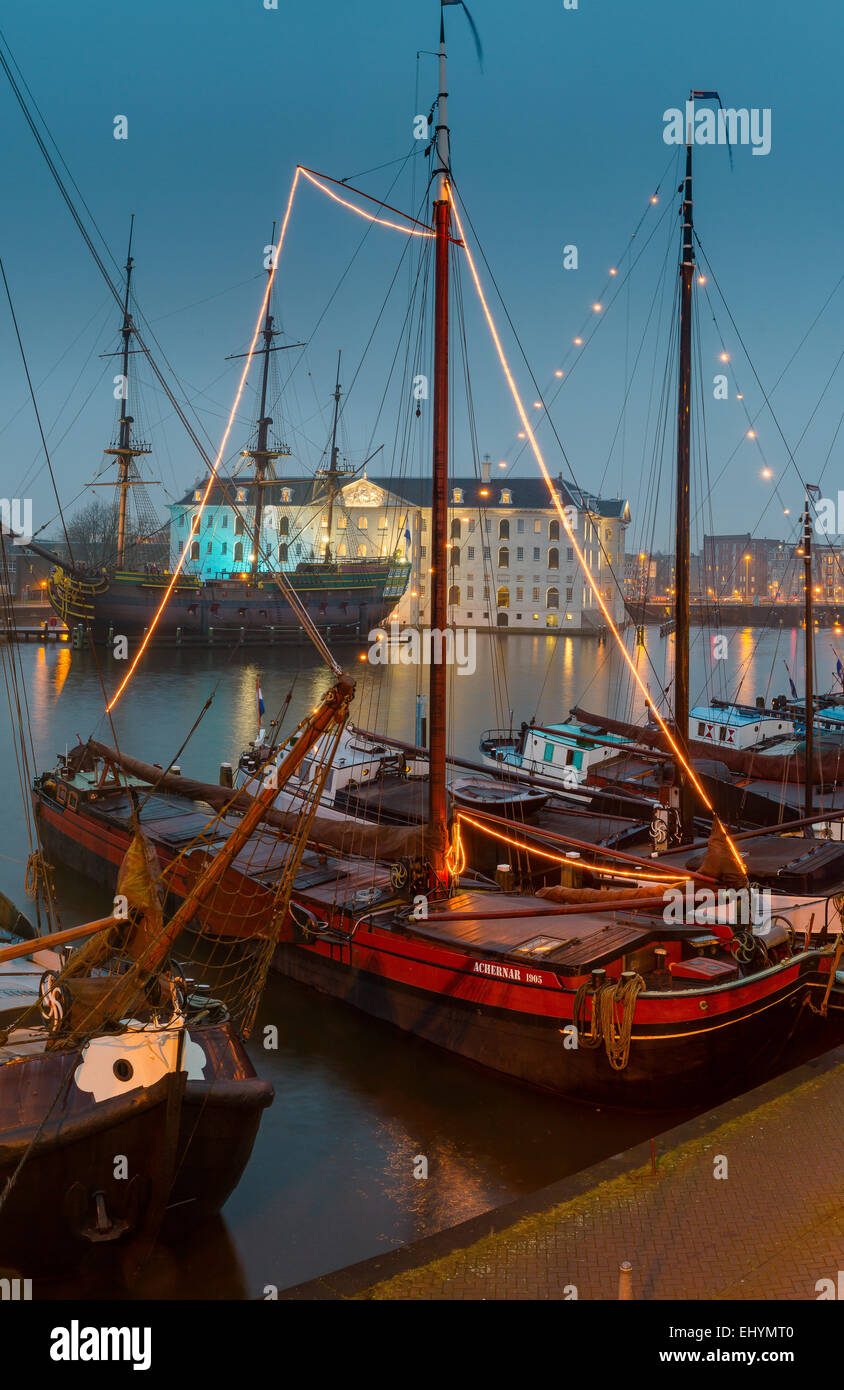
[500,489,512,504]
[453,488,464,503]
[236,488,246,503]
[193,489,201,502]
[281,487,291,503]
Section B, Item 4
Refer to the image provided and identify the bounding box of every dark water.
[0,624,810,1297]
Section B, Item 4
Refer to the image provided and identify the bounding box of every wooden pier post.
[618,1262,633,1300]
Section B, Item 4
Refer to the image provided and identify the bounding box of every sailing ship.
[30,14,844,1111]
[40,237,409,641]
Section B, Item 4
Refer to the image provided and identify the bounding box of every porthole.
[113,1058,134,1082]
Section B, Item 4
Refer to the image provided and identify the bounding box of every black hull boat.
[0,1019,271,1278]
[48,559,409,642]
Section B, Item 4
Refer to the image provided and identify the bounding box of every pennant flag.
[784,661,798,701]
[442,0,483,69]
[257,678,265,724]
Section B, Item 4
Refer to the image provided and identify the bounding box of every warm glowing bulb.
[533,400,542,409]
[783,509,790,517]
[554,369,563,377]
[720,352,729,362]
[517,432,525,439]
[573,337,583,346]
[761,468,772,479]
[737,393,743,400]
[698,275,706,285]
[609,268,617,276]
[592,303,602,312]
[747,429,756,439]
[650,194,658,204]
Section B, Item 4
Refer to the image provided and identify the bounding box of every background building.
[168,464,631,634]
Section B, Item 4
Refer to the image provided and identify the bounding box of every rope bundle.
[572,972,646,1071]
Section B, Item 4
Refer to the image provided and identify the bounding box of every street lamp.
[744,553,752,600]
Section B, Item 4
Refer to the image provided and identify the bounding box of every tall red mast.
[426,12,451,874]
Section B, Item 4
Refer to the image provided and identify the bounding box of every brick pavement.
[281,1048,844,1301]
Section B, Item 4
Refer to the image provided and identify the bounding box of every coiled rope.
[572,973,646,1071]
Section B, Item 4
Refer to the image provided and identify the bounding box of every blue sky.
[1,0,842,557]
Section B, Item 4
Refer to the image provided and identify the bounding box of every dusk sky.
[2,0,842,559]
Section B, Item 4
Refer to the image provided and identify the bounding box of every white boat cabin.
[483,722,630,787]
[690,705,795,751]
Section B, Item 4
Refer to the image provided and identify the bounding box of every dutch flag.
[257,679,265,724]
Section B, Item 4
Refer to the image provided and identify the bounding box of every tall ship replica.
[45,236,410,641]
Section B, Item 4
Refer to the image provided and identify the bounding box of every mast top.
[433,10,450,201]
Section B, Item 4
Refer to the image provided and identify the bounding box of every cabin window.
[543,742,554,762]
[698,721,705,735]
[719,726,726,742]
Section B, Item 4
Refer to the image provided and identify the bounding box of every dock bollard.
[269,626,275,645]
[560,851,582,889]
[176,627,182,645]
[618,1262,633,1300]
[171,765,181,777]
[219,762,233,789]
[208,626,214,645]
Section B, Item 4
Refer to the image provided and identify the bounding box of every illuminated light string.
[455,812,683,883]
[297,167,436,239]
[107,167,306,711]
[447,185,747,878]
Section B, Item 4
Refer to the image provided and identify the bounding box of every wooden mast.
[803,492,815,818]
[103,216,150,569]
[323,351,343,563]
[674,123,694,841]
[427,11,451,875]
[250,232,278,583]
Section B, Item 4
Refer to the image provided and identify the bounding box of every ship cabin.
[481,721,631,786]
[690,705,795,752]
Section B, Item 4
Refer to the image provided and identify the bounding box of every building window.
[337,515,347,529]
[206,541,212,553]
[358,543,367,556]
[467,546,475,560]
[236,488,246,503]
[281,487,291,502]
[448,585,460,606]
[516,587,524,601]
[450,546,460,568]
[279,543,288,561]
[499,519,510,540]
[497,586,510,608]
[483,546,490,559]
[500,489,511,504]
[234,542,243,563]
[235,516,244,536]
[222,542,227,555]
[278,516,289,536]
[498,547,509,568]
[549,520,559,541]
[532,587,540,600]
[565,587,573,602]
[453,488,463,503]
[534,519,541,533]
[467,585,474,599]
[451,519,462,540]
[548,548,559,569]
[517,546,524,562]
[533,547,540,562]
[190,541,199,560]
[378,515,388,529]
[547,587,560,608]
[222,512,228,529]
[358,516,368,529]
[468,519,476,533]
[517,519,525,534]
[567,547,574,562]
[338,542,347,556]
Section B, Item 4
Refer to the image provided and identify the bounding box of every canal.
[0,624,812,1296]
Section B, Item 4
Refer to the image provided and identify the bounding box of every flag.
[784,661,798,700]
[257,679,265,724]
[441,0,483,68]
